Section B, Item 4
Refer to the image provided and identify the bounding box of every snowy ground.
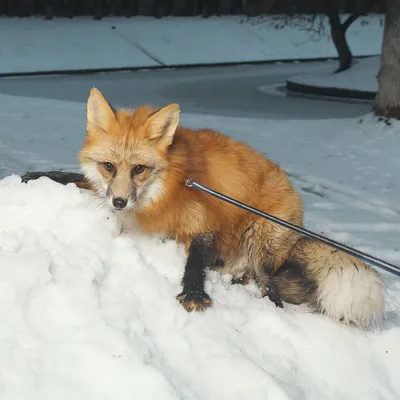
[287,56,379,95]
[0,14,384,75]
[0,87,399,399]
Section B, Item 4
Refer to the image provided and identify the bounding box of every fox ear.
[146,104,180,146]
[86,88,115,134]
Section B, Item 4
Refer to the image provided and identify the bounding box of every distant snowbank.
[0,14,384,75]
[287,56,379,97]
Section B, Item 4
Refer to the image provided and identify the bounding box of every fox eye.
[133,165,145,174]
[103,162,115,172]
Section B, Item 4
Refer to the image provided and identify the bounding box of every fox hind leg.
[232,217,301,299]
[268,258,318,308]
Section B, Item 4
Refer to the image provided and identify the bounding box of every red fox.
[22,88,384,329]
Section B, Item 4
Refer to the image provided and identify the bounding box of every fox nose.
[112,197,127,210]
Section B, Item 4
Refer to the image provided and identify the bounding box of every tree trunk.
[373,0,400,119]
[324,2,353,72]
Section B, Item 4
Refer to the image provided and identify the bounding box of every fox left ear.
[146,104,180,146]
[86,88,115,134]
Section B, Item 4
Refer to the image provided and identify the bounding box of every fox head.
[78,88,180,211]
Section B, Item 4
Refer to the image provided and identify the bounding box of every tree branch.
[343,13,361,32]
[343,0,378,32]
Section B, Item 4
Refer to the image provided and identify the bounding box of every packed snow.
[0,14,384,75]
[287,56,379,95]
[0,90,399,399]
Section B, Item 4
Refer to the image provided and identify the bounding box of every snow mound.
[287,56,379,95]
[0,174,399,399]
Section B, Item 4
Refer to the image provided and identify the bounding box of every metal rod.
[185,178,400,277]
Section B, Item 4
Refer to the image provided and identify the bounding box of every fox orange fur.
[22,88,384,329]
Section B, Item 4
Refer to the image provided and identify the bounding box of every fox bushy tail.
[270,237,384,329]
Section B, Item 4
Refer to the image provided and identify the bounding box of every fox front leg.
[176,234,216,312]
[21,171,92,190]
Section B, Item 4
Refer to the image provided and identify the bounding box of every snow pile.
[0,86,400,398]
[0,174,399,399]
[287,56,379,95]
[1,116,400,398]
[0,14,384,75]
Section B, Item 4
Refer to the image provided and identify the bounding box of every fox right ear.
[86,88,115,134]
[145,103,180,147]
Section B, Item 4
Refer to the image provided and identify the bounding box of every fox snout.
[108,190,137,211]
[112,197,128,210]
[106,175,137,211]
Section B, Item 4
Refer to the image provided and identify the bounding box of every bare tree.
[373,0,400,119]
[244,0,378,72]
[323,0,376,72]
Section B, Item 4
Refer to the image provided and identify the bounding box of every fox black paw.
[266,286,284,308]
[232,275,250,285]
[214,258,224,267]
[21,171,49,183]
[176,290,212,312]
